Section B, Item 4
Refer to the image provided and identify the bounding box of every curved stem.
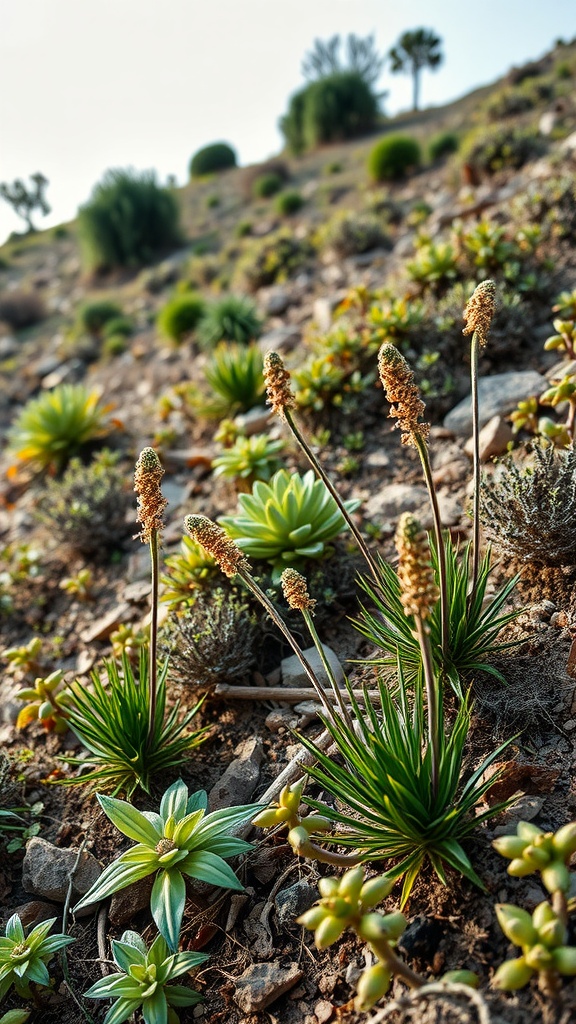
[237,568,336,722]
[414,434,449,660]
[415,617,439,799]
[469,330,481,598]
[295,836,362,867]
[302,609,354,729]
[285,408,381,585]
[370,937,426,990]
[147,529,159,748]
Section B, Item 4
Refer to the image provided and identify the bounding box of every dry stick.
[214,683,381,703]
[284,406,381,585]
[367,981,492,1024]
[414,433,449,660]
[60,838,99,1024]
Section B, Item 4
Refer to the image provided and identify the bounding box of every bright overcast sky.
[0,0,575,242]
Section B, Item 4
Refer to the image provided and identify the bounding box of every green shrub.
[317,210,390,258]
[198,294,262,347]
[368,135,421,181]
[235,219,253,238]
[78,300,122,335]
[237,229,315,291]
[37,453,131,557]
[166,589,258,689]
[275,190,305,216]
[429,131,459,161]
[241,160,290,200]
[101,314,133,338]
[157,293,205,344]
[460,124,547,175]
[0,290,45,330]
[324,160,343,174]
[189,142,237,178]
[282,72,379,154]
[252,172,283,199]
[8,384,113,474]
[78,169,182,273]
[202,343,265,417]
[206,193,220,208]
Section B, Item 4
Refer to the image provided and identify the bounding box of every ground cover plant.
[3,40,576,1024]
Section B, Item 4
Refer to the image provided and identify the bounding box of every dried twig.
[367,982,492,1024]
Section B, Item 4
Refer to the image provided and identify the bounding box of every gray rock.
[312,295,344,333]
[234,961,303,1012]
[22,838,102,913]
[234,406,273,436]
[281,644,344,689]
[0,335,18,357]
[81,603,132,643]
[258,326,301,355]
[109,876,154,926]
[443,371,548,435]
[275,881,318,927]
[260,286,291,316]
[364,483,428,522]
[464,414,513,461]
[208,737,263,811]
[7,901,58,929]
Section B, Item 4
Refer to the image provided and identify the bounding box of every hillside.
[1,40,576,1024]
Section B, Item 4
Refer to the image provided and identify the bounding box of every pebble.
[22,838,102,914]
[109,876,154,926]
[234,406,273,436]
[443,371,548,435]
[463,415,513,461]
[234,962,303,1012]
[275,881,318,927]
[281,644,344,689]
[363,483,428,522]
[314,1000,334,1023]
[81,602,133,643]
[208,736,263,811]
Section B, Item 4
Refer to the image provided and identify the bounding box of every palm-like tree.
[388,28,443,111]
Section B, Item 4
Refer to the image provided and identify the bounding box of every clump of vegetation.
[0,914,74,1003]
[157,292,206,344]
[480,443,576,570]
[201,342,265,417]
[0,289,45,330]
[317,210,390,258]
[189,141,237,178]
[8,384,114,474]
[429,131,459,161]
[220,469,359,575]
[212,431,285,486]
[252,172,283,199]
[166,589,258,690]
[459,124,546,175]
[368,135,421,182]
[161,535,218,608]
[77,299,122,335]
[275,189,305,216]
[197,294,262,348]
[236,229,315,291]
[15,669,69,733]
[37,453,131,557]
[78,169,182,273]
[282,72,379,154]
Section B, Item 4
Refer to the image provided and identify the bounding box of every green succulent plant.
[0,914,74,1002]
[493,902,576,991]
[201,343,265,418]
[219,469,360,576]
[197,294,262,348]
[84,929,207,1024]
[8,384,113,474]
[74,778,259,949]
[406,241,459,293]
[212,432,285,485]
[161,535,218,608]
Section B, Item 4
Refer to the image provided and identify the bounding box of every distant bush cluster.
[189,142,237,178]
[368,135,421,182]
[282,72,379,154]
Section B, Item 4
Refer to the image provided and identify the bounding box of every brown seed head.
[377,344,429,447]
[184,515,250,578]
[264,351,295,419]
[462,279,497,348]
[134,447,168,544]
[281,568,316,613]
[395,512,438,622]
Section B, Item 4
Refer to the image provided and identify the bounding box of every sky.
[0,0,575,243]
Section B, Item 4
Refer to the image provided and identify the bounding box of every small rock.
[234,962,303,1013]
[265,708,297,733]
[313,296,344,333]
[464,415,513,461]
[281,644,344,689]
[399,916,443,958]
[0,335,18,357]
[315,1000,334,1023]
[161,448,214,470]
[22,838,102,913]
[443,371,548,435]
[260,286,291,317]
[8,901,58,928]
[109,876,154,926]
[365,451,391,470]
[364,483,428,521]
[495,794,546,831]
[162,478,190,509]
[208,737,263,810]
[564,719,576,732]
[234,406,273,436]
[275,881,318,927]
[258,326,301,354]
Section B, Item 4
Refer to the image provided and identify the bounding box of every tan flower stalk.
[281,569,352,728]
[396,512,440,795]
[184,517,337,721]
[379,344,448,659]
[134,447,168,747]
[183,515,250,578]
[263,351,380,584]
[462,280,497,597]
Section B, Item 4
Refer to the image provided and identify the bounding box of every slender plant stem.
[414,434,449,660]
[415,617,440,798]
[469,329,481,599]
[302,609,354,729]
[237,568,336,721]
[284,408,381,585]
[295,836,362,867]
[370,937,426,990]
[147,529,159,748]
[552,889,568,928]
